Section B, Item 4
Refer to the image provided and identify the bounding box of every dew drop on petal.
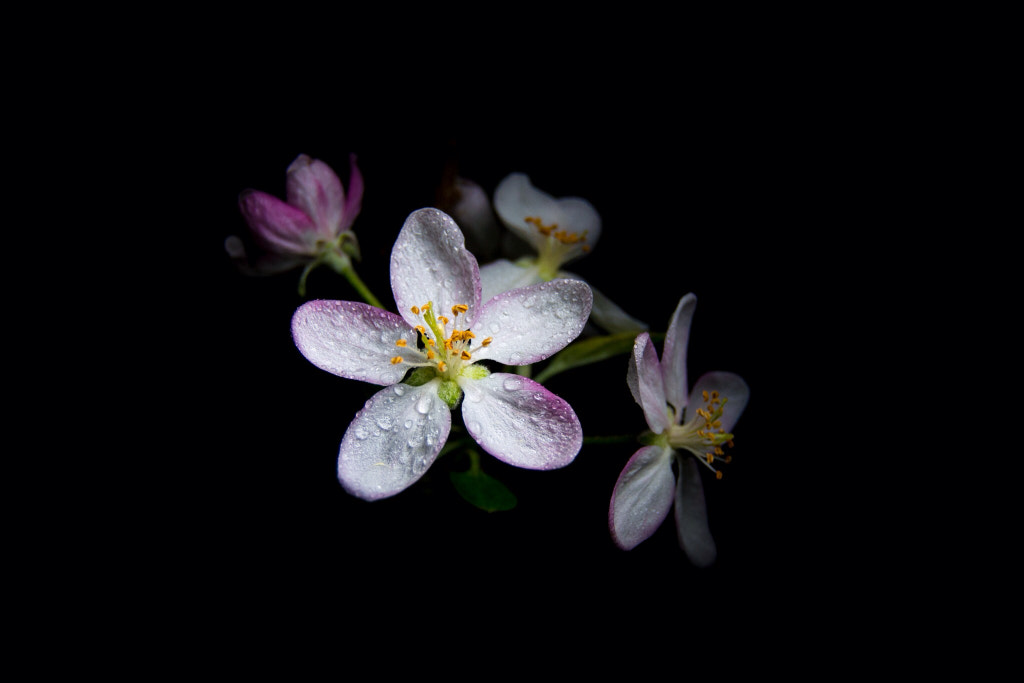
[353,425,370,440]
[502,376,522,392]
[467,420,482,436]
[393,384,407,396]
[415,393,433,414]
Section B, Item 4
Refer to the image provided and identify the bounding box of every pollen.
[395,339,407,347]
[390,356,403,365]
[437,361,447,372]
[460,350,472,360]
[410,306,420,315]
[482,337,492,346]
[452,304,468,316]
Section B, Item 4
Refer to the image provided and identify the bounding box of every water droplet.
[393,384,407,396]
[376,415,394,430]
[404,419,413,429]
[467,420,482,435]
[522,294,537,308]
[353,425,370,440]
[503,377,522,391]
[489,322,501,334]
[415,393,433,414]
[508,351,523,365]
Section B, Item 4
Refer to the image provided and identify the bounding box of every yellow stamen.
[452,304,468,316]
[460,350,472,360]
[410,306,420,315]
[390,356,403,365]
[415,325,427,336]
[426,350,435,360]
[395,339,407,347]
[438,315,449,325]
[482,337,492,346]
[437,361,447,372]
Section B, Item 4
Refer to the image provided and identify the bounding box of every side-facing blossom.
[291,207,593,501]
[609,293,749,566]
[228,153,364,292]
[476,172,647,333]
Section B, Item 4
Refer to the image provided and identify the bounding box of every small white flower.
[478,172,647,333]
[291,208,593,501]
[609,293,749,566]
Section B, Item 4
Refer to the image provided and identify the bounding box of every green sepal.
[449,451,517,512]
[404,367,437,387]
[534,331,663,384]
[437,379,462,408]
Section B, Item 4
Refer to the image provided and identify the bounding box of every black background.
[174,87,866,637]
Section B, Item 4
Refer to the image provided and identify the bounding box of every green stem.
[340,265,385,309]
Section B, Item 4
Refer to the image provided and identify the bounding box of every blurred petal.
[560,271,647,333]
[674,456,717,567]
[238,190,317,255]
[688,371,749,432]
[224,234,307,276]
[291,300,415,386]
[460,373,582,470]
[627,333,671,434]
[338,382,451,501]
[479,259,543,304]
[609,445,676,550]
[662,293,697,422]
[470,279,592,366]
[285,154,346,240]
[450,177,500,259]
[391,208,481,329]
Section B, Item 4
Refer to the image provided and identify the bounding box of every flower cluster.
[229,154,749,566]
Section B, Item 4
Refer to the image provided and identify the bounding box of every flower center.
[525,216,590,279]
[667,390,736,479]
[389,301,493,381]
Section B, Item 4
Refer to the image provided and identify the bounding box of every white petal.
[609,445,676,550]
[627,332,670,434]
[450,177,501,260]
[337,382,451,501]
[469,279,592,366]
[390,208,482,328]
[687,371,749,433]
[662,293,697,421]
[674,455,716,567]
[460,373,582,470]
[291,300,414,385]
[479,259,543,305]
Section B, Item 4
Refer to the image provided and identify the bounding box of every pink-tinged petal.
[340,153,364,232]
[609,445,676,550]
[285,154,346,240]
[663,293,697,422]
[674,456,716,567]
[626,333,671,434]
[470,280,592,366]
[390,208,482,328]
[559,272,648,333]
[460,373,582,470]
[338,382,451,501]
[291,300,416,386]
[479,259,542,304]
[493,173,601,263]
[238,190,317,255]
[688,371,749,433]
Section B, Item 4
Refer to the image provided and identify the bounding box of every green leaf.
[449,453,517,512]
[533,331,662,384]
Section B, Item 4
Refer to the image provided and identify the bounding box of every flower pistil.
[667,390,736,479]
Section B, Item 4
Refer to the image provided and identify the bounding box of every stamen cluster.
[389,301,492,378]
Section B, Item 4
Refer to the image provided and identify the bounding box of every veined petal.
[291,300,415,386]
[663,293,697,422]
[559,271,648,333]
[390,208,482,328]
[479,259,543,305]
[627,332,671,434]
[460,373,582,470]
[674,455,716,567]
[238,190,317,255]
[687,371,749,433]
[609,445,676,550]
[285,154,346,240]
[338,382,451,501]
[493,173,601,257]
[470,279,592,366]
